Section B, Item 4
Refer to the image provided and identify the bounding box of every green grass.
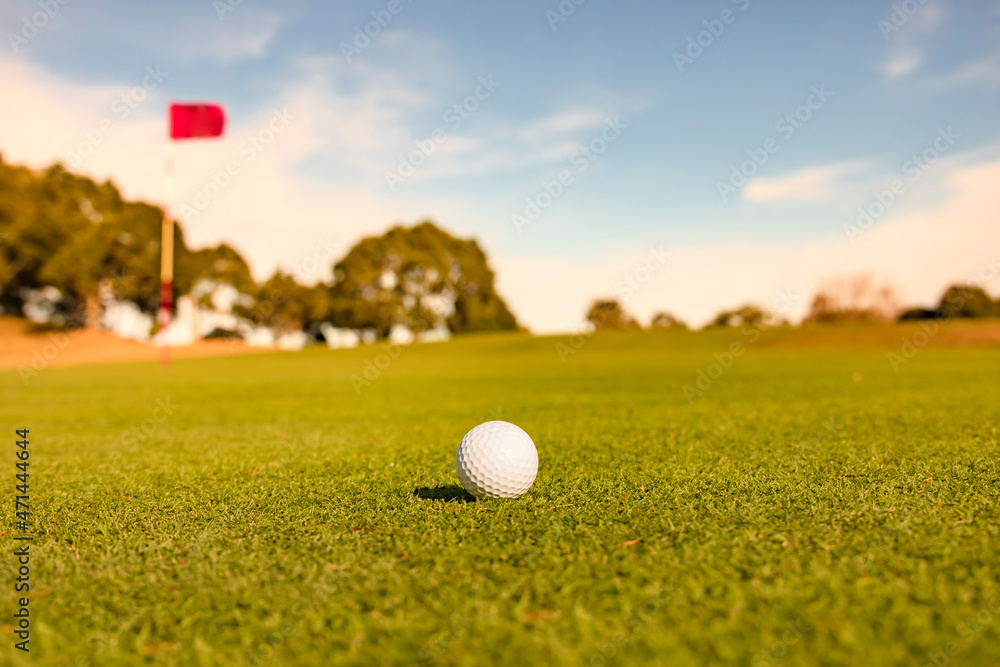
[3,327,1000,666]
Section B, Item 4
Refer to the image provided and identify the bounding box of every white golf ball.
[455,421,538,499]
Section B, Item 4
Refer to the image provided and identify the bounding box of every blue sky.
[2,0,999,330]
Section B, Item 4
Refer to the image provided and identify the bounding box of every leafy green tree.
[938,284,996,319]
[4,162,127,325]
[710,304,767,328]
[0,154,261,328]
[804,275,897,323]
[897,307,943,321]
[326,221,519,337]
[650,311,687,329]
[585,300,640,330]
[100,201,166,314]
[246,271,330,334]
[176,240,257,299]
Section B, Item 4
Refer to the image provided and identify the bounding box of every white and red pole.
[159,138,175,369]
[159,102,225,368]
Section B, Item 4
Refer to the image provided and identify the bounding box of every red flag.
[169,103,225,140]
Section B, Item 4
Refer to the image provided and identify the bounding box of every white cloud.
[924,49,1000,89]
[175,10,285,62]
[743,162,865,203]
[879,2,944,79]
[881,48,924,78]
[516,110,610,142]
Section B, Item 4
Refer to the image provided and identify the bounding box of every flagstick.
[159,138,176,369]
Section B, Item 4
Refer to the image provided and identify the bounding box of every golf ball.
[455,421,538,499]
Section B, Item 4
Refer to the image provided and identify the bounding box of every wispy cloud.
[881,48,924,78]
[407,111,618,182]
[924,49,1000,89]
[879,2,945,80]
[744,162,865,203]
[516,111,611,142]
[177,10,285,63]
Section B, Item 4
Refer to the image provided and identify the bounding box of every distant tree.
[1,161,104,325]
[897,307,944,321]
[709,304,773,329]
[585,299,640,330]
[176,240,257,299]
[1,156,525,341]
[326,221,519,337]
[247,271,330,334]
[805,275,898,323]
[0,156,264,329]
[649,311,687,329]
[100,201,167,314]
[938,284,996,319]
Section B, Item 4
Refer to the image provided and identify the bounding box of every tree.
[709,304,773,328]
[0,156,261,328]
[1,156,525,341]
[650,311,687,329]
[897,307,943,321]
[938,284,996,319]
[248,271,330,334]
[585,300,640,330]
[805,275,898,323]
[326,221,519,337]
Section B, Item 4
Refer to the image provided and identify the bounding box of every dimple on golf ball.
[455,421,538,499]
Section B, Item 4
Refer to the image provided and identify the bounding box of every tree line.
[585,274,998,332]
[0,154,519,338]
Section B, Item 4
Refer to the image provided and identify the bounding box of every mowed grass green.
[3,326,1000,666]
